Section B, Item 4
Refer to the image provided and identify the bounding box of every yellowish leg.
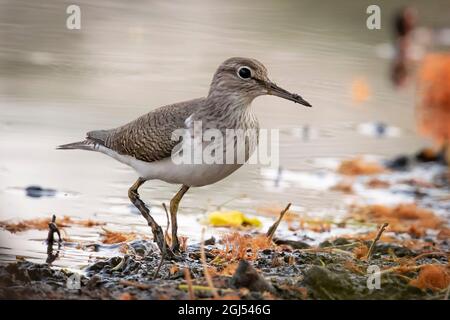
[170,185,190,252]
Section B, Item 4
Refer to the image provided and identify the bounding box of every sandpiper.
[58,57,311,257]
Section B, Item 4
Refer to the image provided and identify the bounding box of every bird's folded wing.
[88,98,204,163]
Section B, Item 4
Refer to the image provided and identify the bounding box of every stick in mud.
[200,228,219,299]
[119,279,151,290]
[266,203,291,241]
[46,214,62,264]
[365,222,389,262]
[183,268,195,300]
[47,214,62,244]
[153,203,171,279]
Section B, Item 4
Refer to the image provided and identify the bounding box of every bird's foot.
[170,236,181,254]
[151,225,176,260]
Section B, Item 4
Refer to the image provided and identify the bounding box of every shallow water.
[1,0,449,268]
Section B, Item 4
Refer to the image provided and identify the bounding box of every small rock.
[273,238,310,249]
[129,240,155,256]
[415,148,440,162]
[230,260,275,293]
[204,236,216,246]
[385,155,410,170]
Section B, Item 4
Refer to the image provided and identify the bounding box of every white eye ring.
[237,66,252,80]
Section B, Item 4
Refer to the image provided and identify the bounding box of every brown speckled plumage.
[90,98,203,162]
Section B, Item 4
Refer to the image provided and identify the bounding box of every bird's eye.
[237,66,252,80]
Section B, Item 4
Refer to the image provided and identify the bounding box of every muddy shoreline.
[1,152,449,300]
[1,235,448,300]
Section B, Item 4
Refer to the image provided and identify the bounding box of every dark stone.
[415,149,439,162]
[273,238,311,249]
[204,236,216,246]
[230,260,274,293]
[374,243,415,257]
[129,240,155,256]
[385,155,410,170]
[25,185,57,198]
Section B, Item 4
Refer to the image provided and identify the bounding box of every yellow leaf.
[207,211,262,228]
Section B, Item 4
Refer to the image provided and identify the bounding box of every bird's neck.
[196,94,258,130]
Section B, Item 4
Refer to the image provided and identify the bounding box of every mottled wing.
[88,98,204,162]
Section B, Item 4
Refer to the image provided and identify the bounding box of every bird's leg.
[128,178,174,258]
[169,185,190,252]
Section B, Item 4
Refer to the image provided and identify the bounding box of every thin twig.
[153,203,170,279]
[297,246,355,256]
[179,284,234,293]
[46,214,62,264]
[119,279,151,290]
[365,223,388,261]
[200,227,219,299]
[266,203,291,241]
[47,214,62,243]
[183,268,195,300]
[300,242,361,251]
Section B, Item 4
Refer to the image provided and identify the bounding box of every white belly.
[98,145,243,187]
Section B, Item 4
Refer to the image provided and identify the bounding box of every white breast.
[98,144,243,187]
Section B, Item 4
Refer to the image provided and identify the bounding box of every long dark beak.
[266,81,312,107]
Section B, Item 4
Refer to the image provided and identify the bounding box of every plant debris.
[101,228,142,244]
[330,181,354,193]
[351,204,444,236]
[409,265,450,291]
[0,215,105,233]
[338,157,386,175]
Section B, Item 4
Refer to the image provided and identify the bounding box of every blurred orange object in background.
[417,53,450,146]
[351,77,371,104]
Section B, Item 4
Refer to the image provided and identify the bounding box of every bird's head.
[208,57,311,107]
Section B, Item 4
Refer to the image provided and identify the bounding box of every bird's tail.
[57,139,97,151]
